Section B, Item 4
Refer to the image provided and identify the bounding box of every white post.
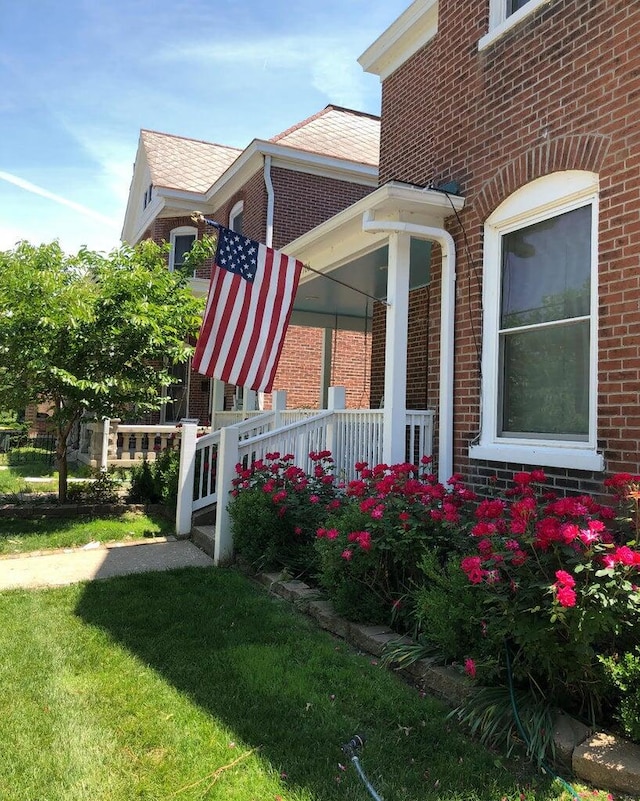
[272,389,287,429]
[327,386,345,463]
[319,327,333,409]
[328,386,346,411]
[383,232,411,465]
[100,418,110,472]
[243,389,257,413]
[175,421,198,537]
[214,424,240,565]
[210,379,225,429]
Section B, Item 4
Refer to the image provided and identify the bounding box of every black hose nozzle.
[341,734,365,757]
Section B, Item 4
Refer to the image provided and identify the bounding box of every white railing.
[74,408,322,469]
[175,388,434,565]
[76,420,186,469]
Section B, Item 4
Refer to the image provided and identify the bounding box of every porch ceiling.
[287,182,464,331]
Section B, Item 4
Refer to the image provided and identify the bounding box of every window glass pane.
[165,362,189,422]
[507,0,531,15]
[174,234,195,267]
[500,321,589,438]
[230,211,243,234]
[501,205,591,329]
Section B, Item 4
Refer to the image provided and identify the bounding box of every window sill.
[478,0,553,51]
[468,442,605,472]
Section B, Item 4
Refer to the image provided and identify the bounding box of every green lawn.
[0,567,600,801]
[0,460,92,496]
[0,511,173,555]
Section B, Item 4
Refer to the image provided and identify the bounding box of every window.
[479,0,553,50]
[229,200,244,234]
[469,171,603,471]
[160,360,190,423]
[143,183,153,209]
[168,226,197,273]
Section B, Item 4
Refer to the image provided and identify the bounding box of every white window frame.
[469,171,604,471]
[168,226,197,273]
[229,200,244,234]
[479,0,553,51]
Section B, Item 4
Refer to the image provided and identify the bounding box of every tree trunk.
[56,426,68,504]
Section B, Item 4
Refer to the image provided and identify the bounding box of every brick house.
[286,0,640,496]
[120,105,378,423]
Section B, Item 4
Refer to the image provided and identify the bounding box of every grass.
[0,566,605,801]
[0,460,93,496]
[0,510,174,555]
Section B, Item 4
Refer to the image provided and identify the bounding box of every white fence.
[176,390,434,564]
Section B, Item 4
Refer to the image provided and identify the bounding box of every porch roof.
[285,181,464,330]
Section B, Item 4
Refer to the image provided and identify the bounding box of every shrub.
[456,470,640,720]
[599,647,640,743]
[314,460,477,626]
[228,451,337,574]
[66,469,121,505]
[127,449,180,508]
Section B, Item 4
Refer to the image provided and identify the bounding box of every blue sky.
[1,0,409,255]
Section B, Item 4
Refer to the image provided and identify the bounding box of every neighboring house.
[120,105,379,423]
[286,0,640,496]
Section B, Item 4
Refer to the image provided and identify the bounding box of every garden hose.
[504,643,581,801]
[341,735,384,801]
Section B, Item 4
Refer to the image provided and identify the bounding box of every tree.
[0,239,204,502]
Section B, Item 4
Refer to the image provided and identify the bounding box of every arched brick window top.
[476,134,611,223]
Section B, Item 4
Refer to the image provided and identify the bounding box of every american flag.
[192,224,303,393]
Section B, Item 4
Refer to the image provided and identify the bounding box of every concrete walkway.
[0,538,214,591]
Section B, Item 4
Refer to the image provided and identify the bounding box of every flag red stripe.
[192,266,227,373]
[250,251,290,391]
[260,256,303,392]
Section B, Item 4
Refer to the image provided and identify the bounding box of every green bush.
[127,449,180,508]
[314,460,476,627]
[600,647,640,743]
[228,451,337,575]
[66,470,120,505]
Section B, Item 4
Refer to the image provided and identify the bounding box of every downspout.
[361,212,456,485]
[259,154,276,411]
[264,155,275,248]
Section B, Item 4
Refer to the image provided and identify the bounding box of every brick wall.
[376,0,640,493]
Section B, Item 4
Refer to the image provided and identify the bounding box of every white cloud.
[0,171,120,228]
[157,34,375,109]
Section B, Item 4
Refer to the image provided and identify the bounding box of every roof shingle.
[269,105,380,167]
[141,130,242,193]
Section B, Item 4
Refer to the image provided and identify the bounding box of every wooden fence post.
[175,421,198,538]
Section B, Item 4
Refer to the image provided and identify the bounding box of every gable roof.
[270,105,380,167]
[140,129,242,193]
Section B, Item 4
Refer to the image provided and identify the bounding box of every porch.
[175,387,434,564]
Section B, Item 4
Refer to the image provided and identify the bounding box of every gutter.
[361,212,456,484]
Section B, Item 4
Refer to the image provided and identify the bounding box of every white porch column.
[383,232,411,465]
[319,327,333,408]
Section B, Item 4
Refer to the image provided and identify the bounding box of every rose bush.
[457,470,640,721]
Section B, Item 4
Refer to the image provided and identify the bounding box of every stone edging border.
[254,571,640,798]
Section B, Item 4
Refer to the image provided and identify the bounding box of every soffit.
[358,0,438,80]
